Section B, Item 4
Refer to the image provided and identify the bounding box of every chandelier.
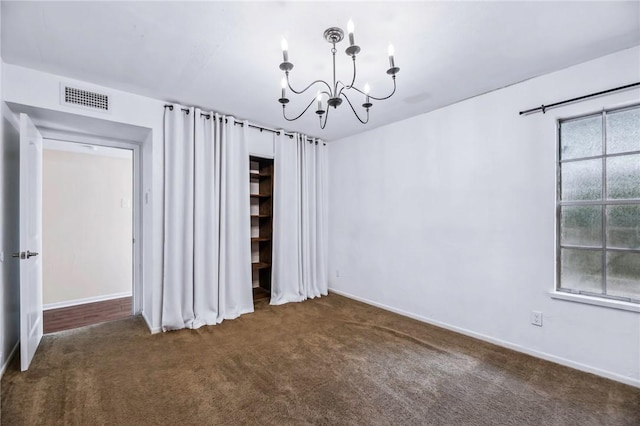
[278,20,400,129]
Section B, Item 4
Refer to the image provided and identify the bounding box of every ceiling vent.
[60,84,110,112]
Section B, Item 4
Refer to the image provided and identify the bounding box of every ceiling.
[2,1,639,141]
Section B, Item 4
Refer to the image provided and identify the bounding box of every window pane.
[560,249,603,294]
[606,252,640,301]
[606,108,640,154]
[560,115,602,160]
[607,205,640,249]
[560,159,602,201]
[606,154,640,199]
[560,206,602,247]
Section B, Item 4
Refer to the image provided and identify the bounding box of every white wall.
[43,148,133,306]
[0,104,22,374]
[0,2,22,375]
[0,2,4,373]
[328,46,640,387]
[248,130,274,159]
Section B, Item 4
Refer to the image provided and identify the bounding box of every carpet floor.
[2,294,639,425]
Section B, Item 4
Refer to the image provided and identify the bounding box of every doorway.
[41,139,134,333]
[9,107,148,370]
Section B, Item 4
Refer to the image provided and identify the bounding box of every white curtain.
[271,132,328,305]
[162,106,253,331]
[162,106,195,329]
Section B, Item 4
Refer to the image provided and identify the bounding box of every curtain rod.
[163,104,325,144]
[519,82,640,116]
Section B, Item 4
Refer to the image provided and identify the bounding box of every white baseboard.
[43,291,132,311]
[142,311,161,334]
[0,341,19,379]
[329,288,640,389]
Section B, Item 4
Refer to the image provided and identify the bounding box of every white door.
[16,113,44,371]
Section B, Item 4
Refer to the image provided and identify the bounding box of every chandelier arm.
[282,97,317,122]
[320,103,331,130]
[348,56,357,88]
[350,75,397,101]
[336,56,357,98]
[332,47,337,95]
[287,74,333,96]
[341,92,370,124]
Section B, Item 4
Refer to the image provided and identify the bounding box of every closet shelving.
[249,156,273,301]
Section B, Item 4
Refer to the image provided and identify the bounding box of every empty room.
[0,1,639,425]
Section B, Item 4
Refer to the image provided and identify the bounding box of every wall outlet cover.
[531,310,543,327]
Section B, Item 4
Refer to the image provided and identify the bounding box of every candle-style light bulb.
[281,38,289,62]
[281,77,287,98]
[388,43,395,68]
[317,92,323,111]
[347,19,355,46]
[364,83,370,104]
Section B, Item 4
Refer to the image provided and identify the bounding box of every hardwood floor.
[43,297,132,334]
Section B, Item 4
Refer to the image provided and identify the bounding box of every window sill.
[549,291,640,313]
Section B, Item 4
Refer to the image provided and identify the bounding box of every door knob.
[12,252,25,259]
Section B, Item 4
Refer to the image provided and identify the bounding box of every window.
[557,105,640,304]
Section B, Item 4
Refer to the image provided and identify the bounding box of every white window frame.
[554,104,640,310]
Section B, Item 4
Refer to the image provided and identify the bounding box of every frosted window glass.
[558,106,640,304]
[561,159,602,201]
[606,252,640,300]
[560,249,603,294]
[560,116,602,160]
[606,108,640,154]
[606,205,640,249]
[560,206,602,247]
[606,154,640,199]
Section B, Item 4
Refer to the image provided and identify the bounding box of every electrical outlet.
[531,311,543,327]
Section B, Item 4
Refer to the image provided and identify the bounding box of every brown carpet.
[2,294,639,425]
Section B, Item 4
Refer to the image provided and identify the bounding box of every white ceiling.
[2,1,639,141]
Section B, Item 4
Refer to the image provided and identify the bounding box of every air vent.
[61,85,110,112]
